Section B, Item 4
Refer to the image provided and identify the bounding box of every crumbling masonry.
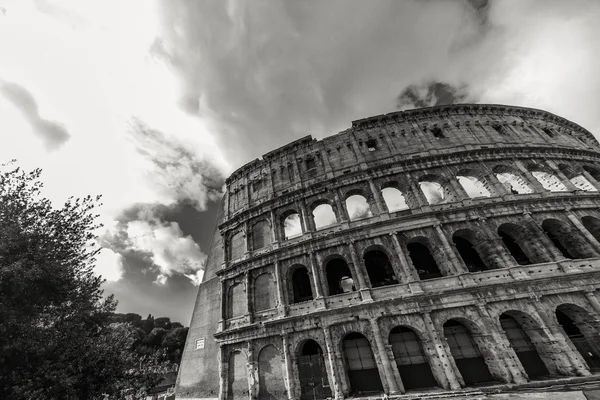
[176,104,600,399]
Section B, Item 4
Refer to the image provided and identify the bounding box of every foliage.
[0,165,167,399]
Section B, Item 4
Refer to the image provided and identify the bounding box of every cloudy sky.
[1,0,599,323]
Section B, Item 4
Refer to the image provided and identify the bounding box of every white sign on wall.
[195,338,205,350]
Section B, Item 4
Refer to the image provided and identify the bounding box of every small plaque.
[195,338,205,350]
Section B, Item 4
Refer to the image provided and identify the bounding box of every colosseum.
[175,103,600,399]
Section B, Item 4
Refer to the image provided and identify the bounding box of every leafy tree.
[0,165,166,399]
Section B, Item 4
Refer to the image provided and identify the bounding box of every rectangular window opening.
[431,127,445,139]
[365,139,378,151]
[542,127,555,138]
[493,124,507,136]
[306,158,316,170]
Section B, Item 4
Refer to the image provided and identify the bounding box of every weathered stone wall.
[176,104,600,399]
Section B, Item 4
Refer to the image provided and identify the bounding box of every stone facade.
[175,104,600,399]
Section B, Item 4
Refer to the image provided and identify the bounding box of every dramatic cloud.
[396,82,471,110]
[158,0,600,168]
[0,81,70,150]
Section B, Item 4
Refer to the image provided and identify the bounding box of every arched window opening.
[363,249,398,288]
[457,175,492,198]
[381,187,408,212]
[291,267,313,303]
[312,203,337,230]
[571,175,597,191]
[407,241,442,280]
[582,216,600,244]
[443,320,495,385]
[345,194,372,220]
[258,345,286,400]
[556,306,600,370]
[343,333,384,394]
[298,340,332,400]
[453,234,489,272]
[389,327,438,390]
[325,258,354,296]
[227,283,247,319]
[542,219,594,260]
[495,171,533,194]
[252,220,272,250]
[499,230,532,265]
[531,171,568,192]
[500,314,550,380]
[254,273,275,312]
[419,181,446,205]
[229,231,246,261]
[283,212,302,239]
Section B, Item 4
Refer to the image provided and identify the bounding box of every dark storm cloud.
[0,81,70,151]
[396,82,472,110]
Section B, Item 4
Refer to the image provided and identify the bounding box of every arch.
[456,169,492,198]
[381,186,409,212]
[542,218,595,259]
[312,203,337,230]
[452,230,492,272]
[229,230,246,261]
[531,171,568,192]
[406,239,443,280]
[493,165,534,194]
[297,340,332,400]
[499,311,551,380]
[582,216,600,244]
[497,223,549,264]
[254,273,276,312]
[282,210,302,239]
[325,257,355,296]
[389,326,438,390]
[290,266,313,303]
[345,193,372,220]
[443,319,495,385]
[227,282,247,319]
[418,174,451,205]
[556,304,600,370]
[227,351,249,400]
[252,220,272,250]
[342,332,384,394]
[363,248,398,288]
[583,165,600,182]
[497,224,532,265]
[559,164,596,192]
[258,345,286,400]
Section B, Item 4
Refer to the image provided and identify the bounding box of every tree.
[0,165,166,399]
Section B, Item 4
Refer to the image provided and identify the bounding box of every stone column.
[581,170,600,191]
[484,171,510,197]
[270,209,280,244]
[298,200,312,232]
[323,327,344,400]
[282,334,295,400]
[309,252,324,299]
[348,241,372,301]
[545,160,579,191]
[434,223,466,274]
[219,280,227,329]
[390,232,419,282]
[476,218,517,269]
[410,181,430,207]
[368,179,387,215]
[585,290,600,316]
[567,212,600,254]
[218,345,227,400]
[369,318,404,394]
[245,272,254,324]
[449,178,471,201]
[421,312,462,390]
[334,189,350,222]
[523,213,566,261]
[477,305,527,384]
[514,160,547,193]
[531,302,591,376]
[274,261,287,316]
[244,221,251,254]
[247,342,258,399]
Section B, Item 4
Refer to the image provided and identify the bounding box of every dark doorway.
[325,258,354,295]
[343,333,384,394]
[556,309,600,370]
[389,327,438,390]
[499,230,532,265]
[407,241,443,280]
[453,235,488,272]
[292,267,313,303]
[297,340,332,400]
[500,314,549,379]
[364,250,398,288]
[443,320,495,386]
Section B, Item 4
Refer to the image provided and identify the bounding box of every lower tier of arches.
[219,292,600,400]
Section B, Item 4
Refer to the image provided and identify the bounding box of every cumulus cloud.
[0,80,70,150]
[396,81,471,110]
[102,207,207,286]
[94,248,124,282]
[158,0,600,168]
